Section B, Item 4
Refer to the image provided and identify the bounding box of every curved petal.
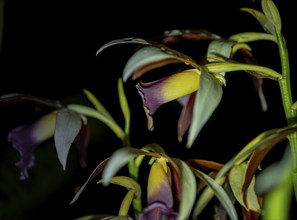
[136,69,200,130]
[122,46,181,82]
[8,111,57,179]
[187,70,223,148]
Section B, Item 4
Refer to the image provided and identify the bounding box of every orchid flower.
[8,111,57,180]
[96,35,281,149]
[70,144,197,220]
[0,93,88,179]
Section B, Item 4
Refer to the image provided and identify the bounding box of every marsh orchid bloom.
[8,111,57,179]
[139,161,178,220]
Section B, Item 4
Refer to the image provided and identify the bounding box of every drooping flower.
[136,69,200,131]
[8,111,57,179]
[139,160,178,220]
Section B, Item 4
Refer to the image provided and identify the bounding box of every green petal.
[169,158,197,220]
[240,7,275,35]
[54,108,82,170]
[102,147,160,185]
[187,70,223,148]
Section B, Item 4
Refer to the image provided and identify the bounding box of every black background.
[0,0,296,219]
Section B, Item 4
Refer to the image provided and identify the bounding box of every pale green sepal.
[229,32,277,43]
[240,8,275,35]
[207,39,236,63]
[205,62,282,80]
[83,89,113,119]
[170,158,197,220]
[67,104,125,140]
[118,78,131,135]
[102,147,160,185]
[187,70,223,148]
[261,0,281,34]
[54,108,82,170]
[122,46,180,82]
[192,170,237,220]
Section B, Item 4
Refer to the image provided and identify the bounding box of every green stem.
[276,31,297,200]
[121,134,142,219]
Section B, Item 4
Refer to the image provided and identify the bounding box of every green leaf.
[187,70,223,148]
[83,89,113,119]
[70,158,109,205]
[54,108,82,170]
[117,78,131,135]
[215,124,297,181]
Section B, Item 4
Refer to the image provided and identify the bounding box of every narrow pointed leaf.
[187,70,223,148]
[118,78,130,134]
[83,89,113,119]
[70,158,109,204]
[186,159,223,171]
[215,124,297,180]
[193,170,237,220]
[54,108,82,170]
[0,93,62,108]
[96,37,150,56]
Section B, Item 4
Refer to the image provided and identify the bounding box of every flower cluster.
[1,1,297,219]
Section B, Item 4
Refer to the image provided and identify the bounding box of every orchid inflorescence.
[1,1,297,220]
